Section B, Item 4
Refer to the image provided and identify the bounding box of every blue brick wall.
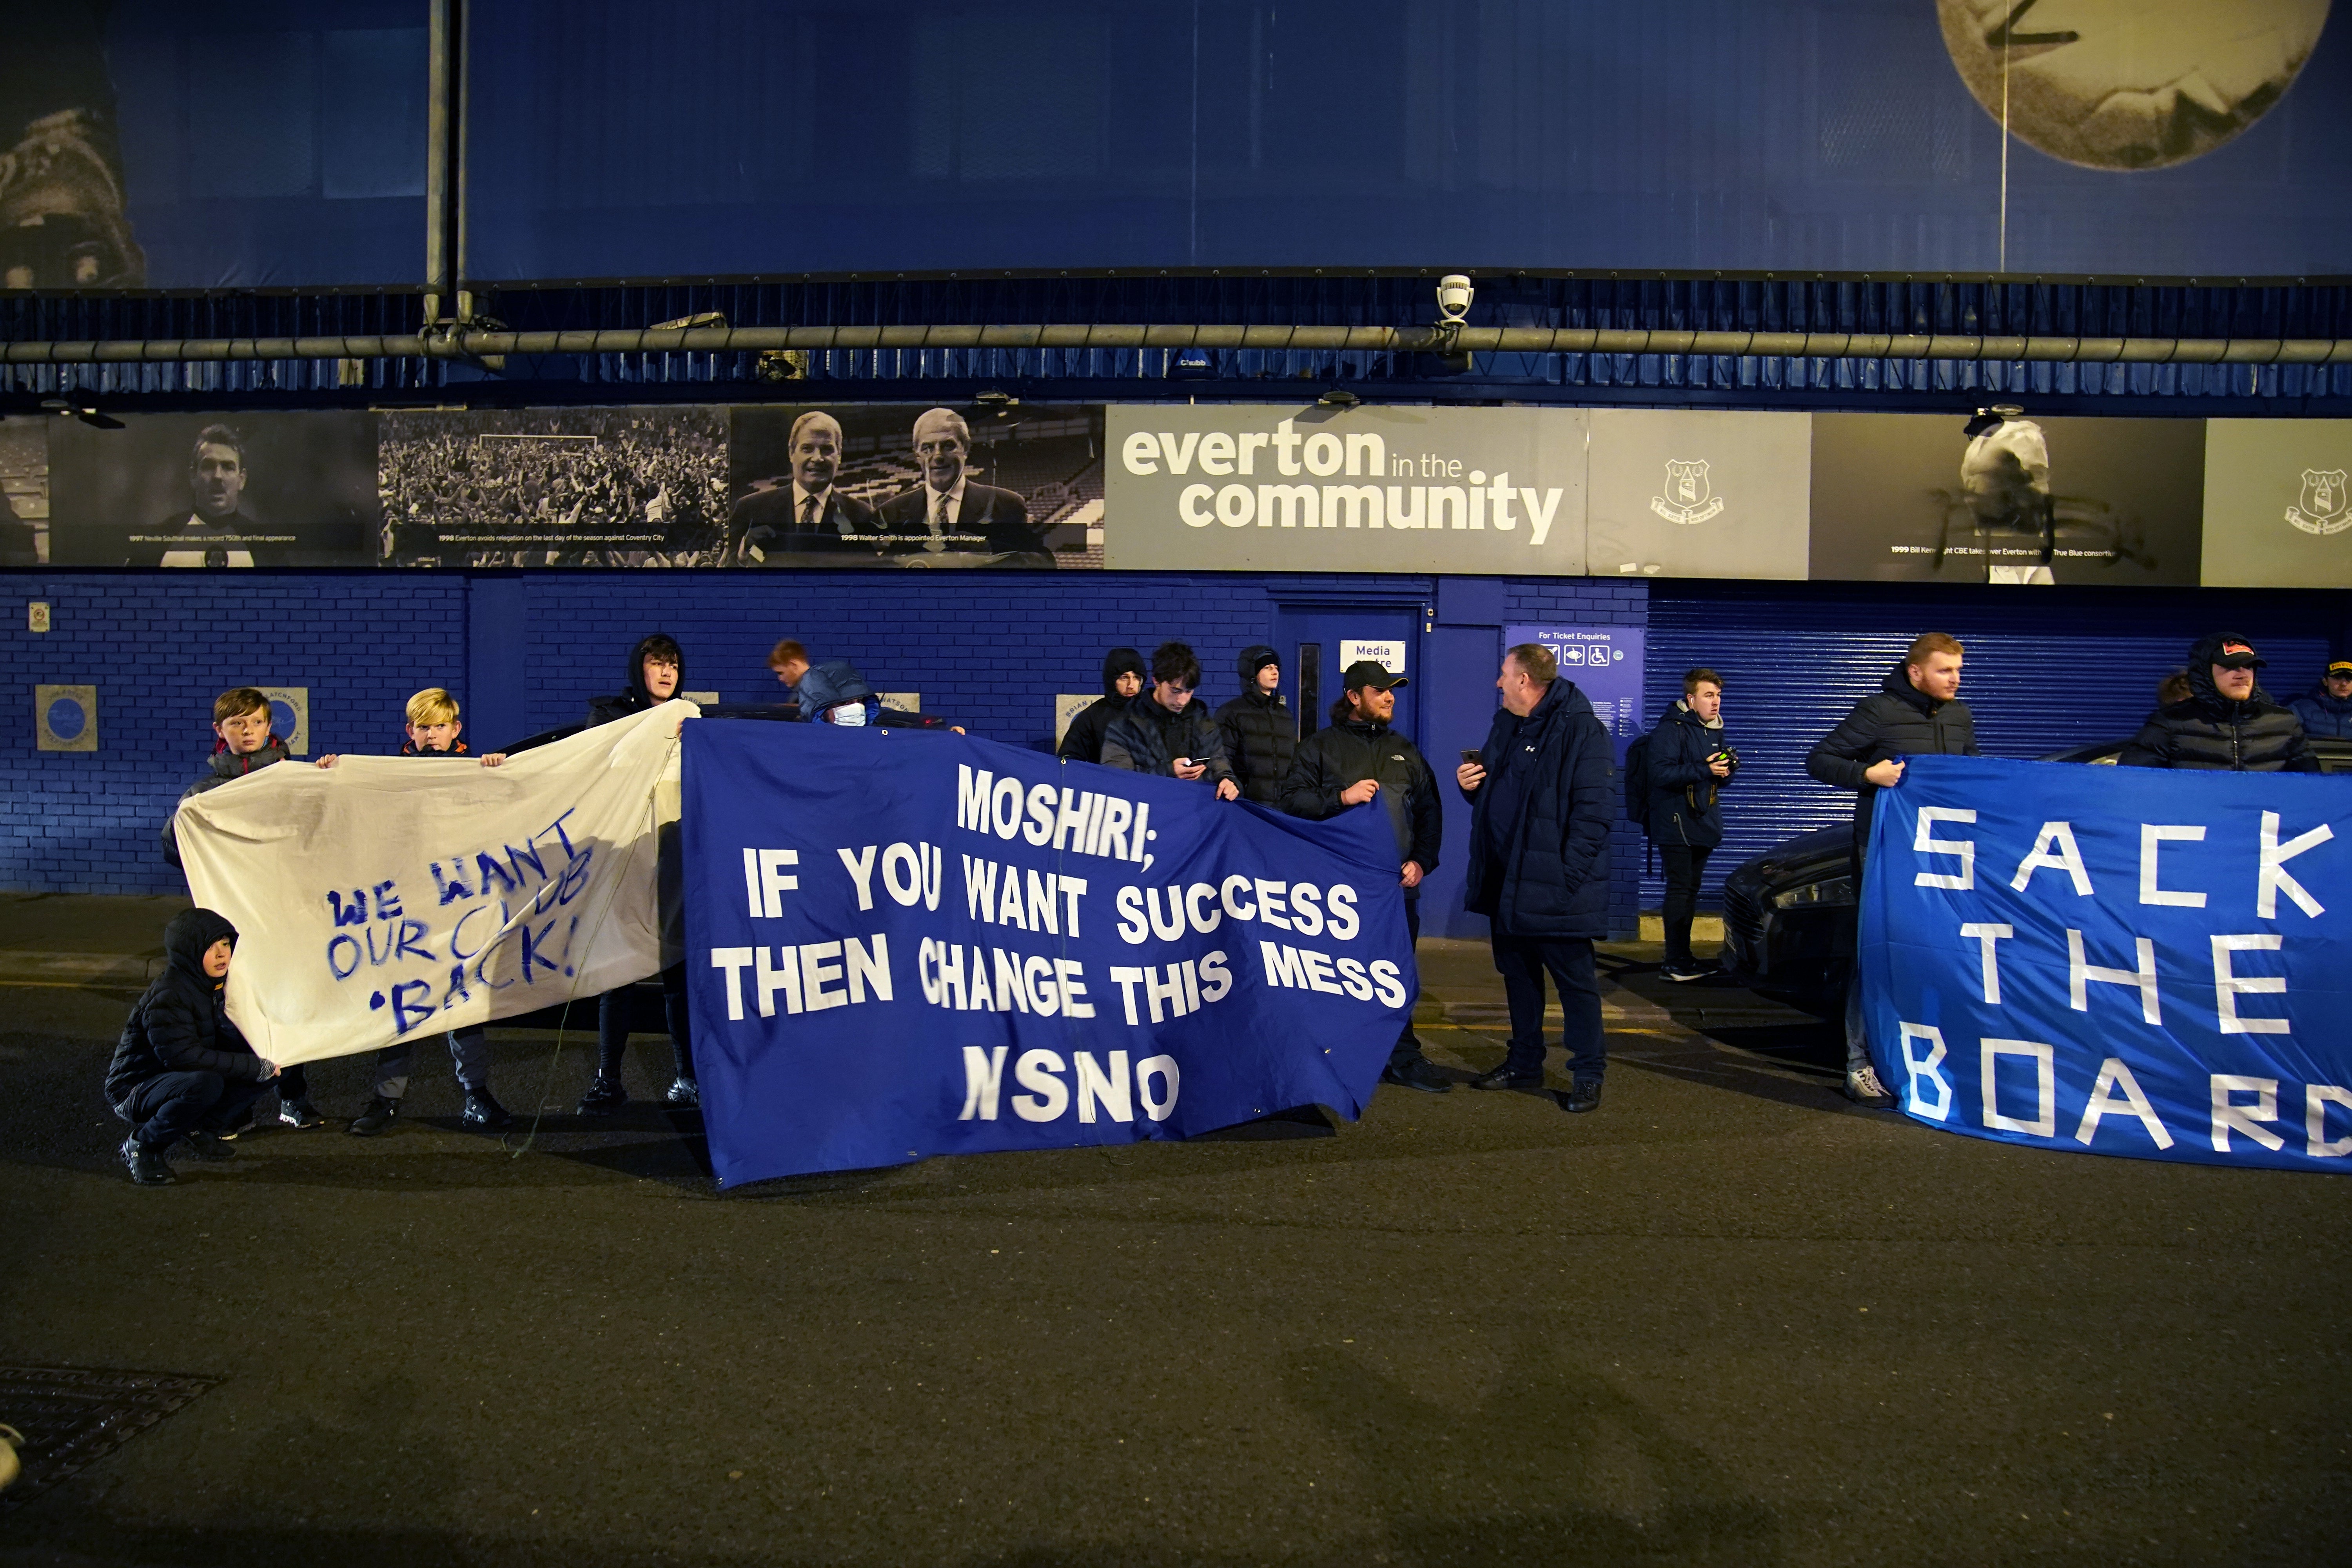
[0,568,1650,938]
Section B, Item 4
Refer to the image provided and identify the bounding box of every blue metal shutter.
[1640,583,2343,910]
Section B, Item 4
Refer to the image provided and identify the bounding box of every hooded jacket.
[106,909,267,1105]
[2288,682,2352,741]
[1461,679,1614,939]
[794,659,877,719]
[2121,636,2314,771]
[1215,646,1296,805]
[1101,692,1235,784]
[161,734,294,868]
[1806,660,1980,860]
[588,634,684,727]
[1279,713,1440,897]
[1646,701,1732,851]
[1058,648,1147,764]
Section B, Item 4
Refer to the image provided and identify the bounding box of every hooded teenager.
[106,909,278,1186]
[1058,647,1147,764]
[1216,645,1295,806]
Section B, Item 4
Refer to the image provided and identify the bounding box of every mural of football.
[1938,0,2331,170]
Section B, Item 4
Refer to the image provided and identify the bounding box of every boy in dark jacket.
[2289,659,2352,741]
[1646,668,1737,983]
[1058,647,1147,764]
[313,688,515,1135]
[163,686,326,1130]
[2121,633,2314,772]
[1456,643,1614,1112]
[1806,632,1979,1107]
[106,908,278,1186]
[1216,646,1296,805]
[579,633,696,1114]
[1280,661,1445,1093]
[1101,642,1238,798]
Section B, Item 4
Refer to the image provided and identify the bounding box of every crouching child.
[106,909,278,1186]
[314,688,515,1135]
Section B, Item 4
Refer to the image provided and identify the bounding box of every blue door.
[1272,604,1423,751]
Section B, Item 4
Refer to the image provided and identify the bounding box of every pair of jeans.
[597,964,693,1084]
[114,1070,270,1148]
[374,1025,490,1100]
[1490,935,1606,1084]
[1390,898,1425,1070]
[1657,843,1712,968]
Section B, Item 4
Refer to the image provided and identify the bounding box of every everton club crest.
[1649,459,1724,525]
[2287,469,2350,536]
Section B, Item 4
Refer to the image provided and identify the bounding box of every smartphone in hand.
[1460,749,1482,765]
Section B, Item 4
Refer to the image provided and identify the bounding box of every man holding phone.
[1100,641,1239,799]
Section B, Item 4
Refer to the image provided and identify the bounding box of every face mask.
[826,702,868,728]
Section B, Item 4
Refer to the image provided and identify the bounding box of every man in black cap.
[1280,661,1446,1093]
[2289,658,2352,741]
[2120,633,2315,772]
[1217,645,1295,805]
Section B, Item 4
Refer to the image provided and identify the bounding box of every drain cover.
[0,1365,220,1511]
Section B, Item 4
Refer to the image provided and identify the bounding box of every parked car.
[1719,737,2352,1013]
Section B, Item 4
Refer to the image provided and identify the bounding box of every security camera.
[1435,274,1474,325]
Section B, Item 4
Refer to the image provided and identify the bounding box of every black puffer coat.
[162,735,294,868]
[1279,716,1441,896]
[1806,661,1979,861]
[2121,637,2313,771]
[1216,648,1296,805]
[1646,702,1732,851]
[1058,648,1146,764]
[1100,693,1234,784]
[105,909,268,1105]
[588,634,683,726]
[1462,679,1613,940]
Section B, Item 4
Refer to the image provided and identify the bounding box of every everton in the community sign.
[682,721,1414,1186]
[1860,757,2351,1173]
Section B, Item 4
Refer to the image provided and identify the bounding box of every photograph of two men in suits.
[727,404,1102,569]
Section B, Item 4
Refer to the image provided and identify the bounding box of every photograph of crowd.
[379,407,728,567]
[727,404,1105,569]
[45,412,381,568]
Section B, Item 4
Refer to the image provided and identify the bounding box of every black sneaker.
[664,1076,701,1108]
[180,1130,237,1162]
[1563,1078,1603,1114]
[1381,1057,1451,1094]
[346,1095,400,1137]
[1471,1063,1545,1091]
[576,1075,627,1116]
[122,1136,175,1186]
[461,1089,514,1131]
[278,1096,325,1130]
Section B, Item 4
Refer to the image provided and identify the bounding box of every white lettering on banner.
[2067,929,2162,1025]
[2139,824,2209,908]
[2309,1086,2352,1158]
[2009,821,2094,896]
[1116,880,1356,944]
[961,856,1087,936]
[1980,1038,2056,1138]
[1106,952,1234,1024]
[711,946,752,1019]
[742,848,798,918]
[2073,1058,2175,1149]
[2211,1075,2286,1152]
[2258,811,2332,919]
[1958,923,2013,1005]
[1258,940,1409,1008]
[2210,934,2289,1035]
[1897,1023,1951,1120]
[710,938,895,1021]
[837,845,878,911]
[1913,808,1977,890]
[958,1045,1180,1123]
[956,766,1152,869]
[918,940,1094,1019]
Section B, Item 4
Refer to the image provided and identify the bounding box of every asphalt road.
[1,936,2347,1567]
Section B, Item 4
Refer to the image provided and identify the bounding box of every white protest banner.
[174,703,690,1066]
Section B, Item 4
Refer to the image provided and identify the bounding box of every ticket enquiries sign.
[1104,404,1588,574]
[682,721,1414,1186]
[1859,756,2352,1173]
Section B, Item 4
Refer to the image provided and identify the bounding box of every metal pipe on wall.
[2,325,2348,367]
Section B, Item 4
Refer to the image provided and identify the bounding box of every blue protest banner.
[682,721,1416,1187]
[1860,757,2352,1173]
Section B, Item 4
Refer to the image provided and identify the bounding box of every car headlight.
[1770,877,1853,910]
